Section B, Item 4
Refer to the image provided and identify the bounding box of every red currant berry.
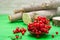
[32,29,35,33]
[56,32,58,35]
[37,16,41,18]
[41,19,46,23]
[24,29,26,32]
[36,23,40,28]
[33,20,37,23]
[44,25,49,29]
[52,34,54,38]
[16,36,19,39]
[37,16,42,21]
[33,28,37,32]
[46,31,49,34]
[38,21,43,24]
[39,23,45,28]
[28,27,33,31]
[33,23,37,27]
[45,20,50,24]
[40,28,44,32]
[16,27,19,30]
[16,27,19,32]
[13,30,16,34]
[28,27,31,31]
[20,29,23,32]
[22,31,25,35]
[21,28,26,32]
[16,30,19,33]
[13,30,18,33]
[28,23,33,28]
[43,28,48,33]
[18,29,21,32]
[47,25,51,30]
[42,17,46,20]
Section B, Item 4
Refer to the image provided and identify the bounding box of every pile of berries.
[13,27,26,35]
[28,16,51,37]
[13,27,26,38]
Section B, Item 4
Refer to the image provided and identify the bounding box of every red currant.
[20,29,23,32]
[18,29,21,32]
[13,30,16,34]
[28,23,33,28]
[36,23,40,28]
[52,34,54,38]
[33,23,37,27]
[28,27,31,31]
[16,36,19,39]
[33,28,37,32]
[45,19,50,24]
[24,29,26,32]
[33,20,37,23]
[28,28,33,31]
[35,31,39,35]
[42,17,46,20]
[22,31,25,35]
[47,25,51,30]
[16,27,19,30]
[39,23,45,28]
[41,19,46,23]
[22,28,26,32]
[37,16,42,21]
[38,21,43,24]
[43,28,48,33]
[44,25,49,29]
[13,30,18,33]
[56,32,58,35]
[32,29,35,33]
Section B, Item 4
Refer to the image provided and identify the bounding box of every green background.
[0,14,60,40]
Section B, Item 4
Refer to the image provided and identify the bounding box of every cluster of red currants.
[28,16,51,37]
[13,27,26,38]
